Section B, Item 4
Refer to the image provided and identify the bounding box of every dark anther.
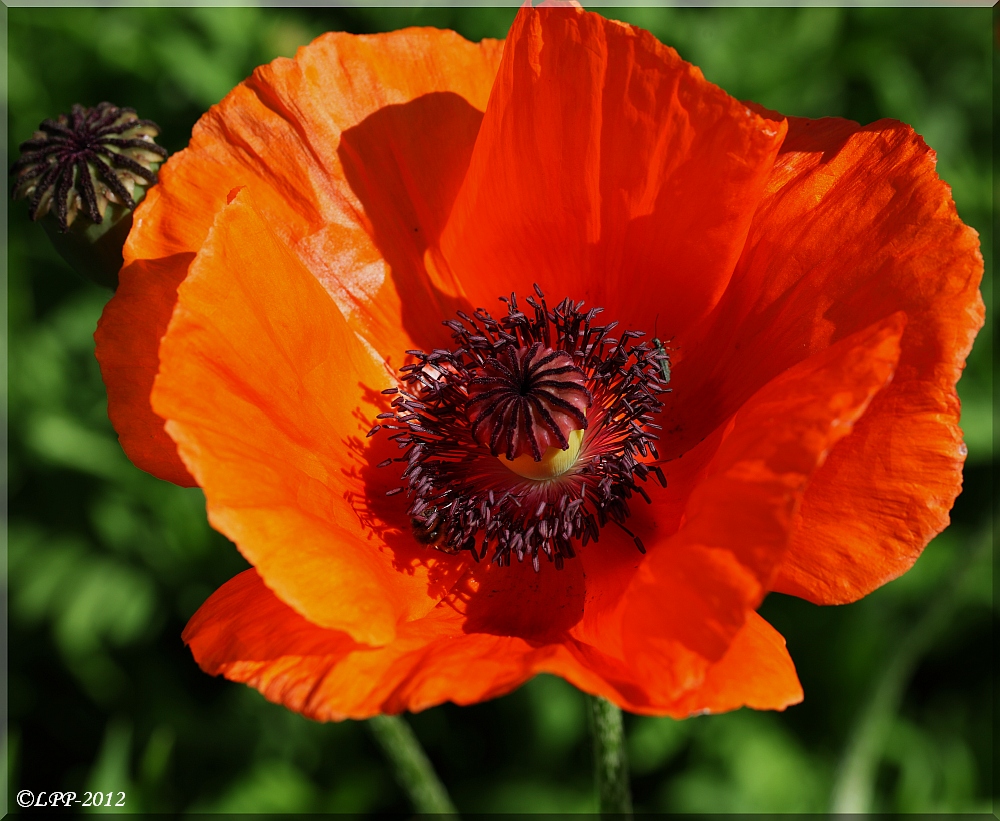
[372,286,671,571]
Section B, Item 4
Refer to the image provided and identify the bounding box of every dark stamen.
[373,287,672,570]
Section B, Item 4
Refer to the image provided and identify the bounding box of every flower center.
[467,340,592,477]
[370,286,670,571]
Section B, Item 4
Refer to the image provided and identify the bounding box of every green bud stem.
[587,694,633,817]
[367,714,458,817]
[41,201,135,290]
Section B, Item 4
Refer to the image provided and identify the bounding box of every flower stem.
[586,694,633,816]
[367,714,458,817]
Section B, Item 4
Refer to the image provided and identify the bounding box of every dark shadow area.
[339,380,469,605]
[96,252,197,487]
[338,92,484,353]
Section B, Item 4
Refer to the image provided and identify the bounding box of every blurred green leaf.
[86,718,133,814]
[138,725,175,791]
[9,526,158,658]
[478,779,594,813]
[882,717,978,812]
[192,760,320,814]
[628,716,688,775]
[24,413,131,481]
[526,674,587,757]
[665,711,828,813]
[829,524,991,813]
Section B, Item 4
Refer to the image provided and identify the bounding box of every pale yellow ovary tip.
[500,428,584,481]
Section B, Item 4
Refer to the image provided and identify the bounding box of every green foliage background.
[6,6,994,814]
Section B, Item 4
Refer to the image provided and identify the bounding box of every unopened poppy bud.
[11,102,168,289]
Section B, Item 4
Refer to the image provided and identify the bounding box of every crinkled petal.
[96,28,503,484]
[672,114,983,604]
[441,5,785,340]
[448,548,588,641]
[621,314,905,697]
[153,189,469,646]
[568,422,730,659]
[183,568,651,719]
[666,611,802,717]
[185,567,798,719]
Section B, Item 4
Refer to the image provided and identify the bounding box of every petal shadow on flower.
[97,28,505,487]
[453,548,588,641]
[331,92,518,602]
[151,189,479,646]
[97,252,198,487]
[340,385,470,605]
[439,6,788,353]
[337,92,486,354]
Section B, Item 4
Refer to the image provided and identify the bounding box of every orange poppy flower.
[95,6,983,720]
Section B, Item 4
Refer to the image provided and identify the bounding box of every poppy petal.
[437,420,736,652]
[184,567,792,719]
[568,422,731,659]
[96,28,503,485]
[153,189,469,646]
[94,212,197,486]
[621,313,905,697]
[672,115,983,604]
[667,610,802,716]
[441,5,786,339]
[183,568,652,719]
[773,120,983,604]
